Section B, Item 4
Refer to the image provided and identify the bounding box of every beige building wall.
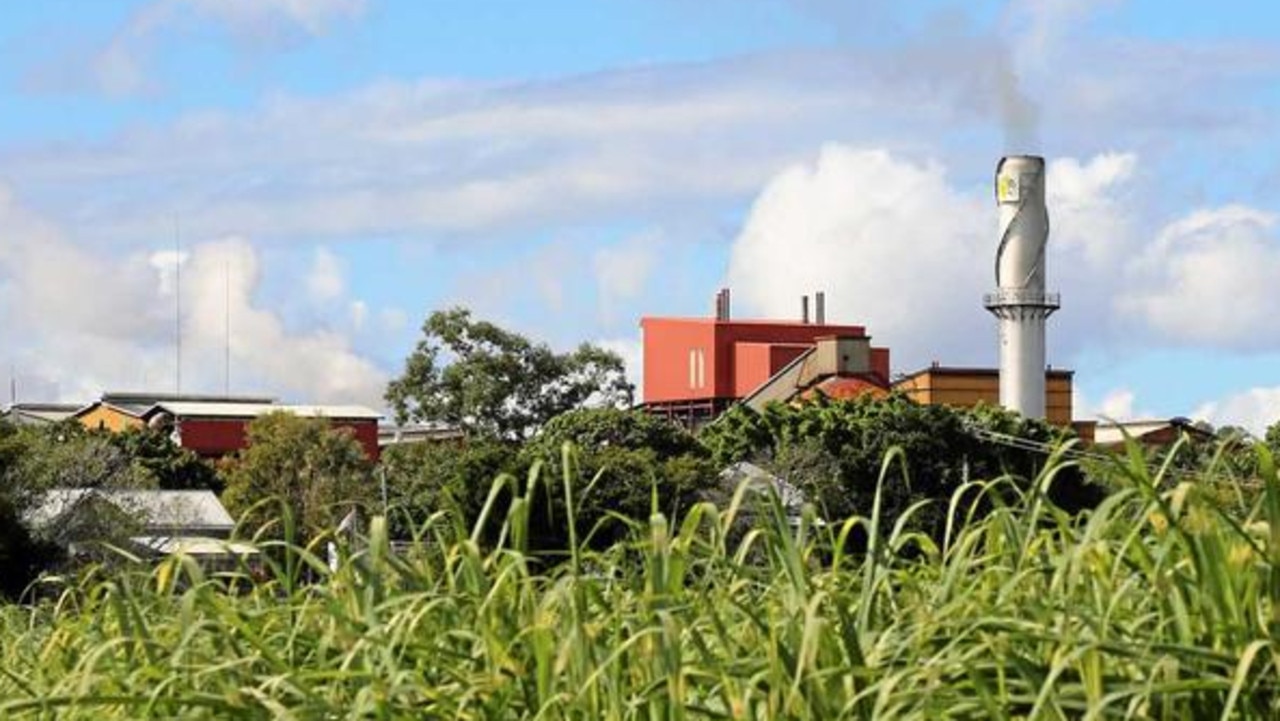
[894,369,1074,427]
[77,404,145,432]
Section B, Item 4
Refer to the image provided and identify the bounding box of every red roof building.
[640,291,890,425]
[141,402,383,462]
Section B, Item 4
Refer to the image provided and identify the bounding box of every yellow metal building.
[74,402,147,432]
[892,365,1074,427]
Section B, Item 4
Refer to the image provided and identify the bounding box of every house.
[74,392,276,433]
[24,488,253,563]
[1092,418,1214,448]
[141,402,383,461]
[378,422,465,448]
[1,402,80,426]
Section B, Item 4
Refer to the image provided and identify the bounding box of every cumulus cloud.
[594,231,660,324]
[1118,205,1280,349]
[595,336,644,399]
[723,143,1280,375]
[1074,387,1153,423]
[183,237,385,403]
[306,247,346,303]
[1194,387,1280,436]
[0,185,386,405]
[725,145,989,368]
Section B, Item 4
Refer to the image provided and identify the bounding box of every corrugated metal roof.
[1092,419,1204,446]
[26,489,235,533]
[131,536,257,556]
[103,391,276,406]
[146,402,381,420]
[1,403,80,425]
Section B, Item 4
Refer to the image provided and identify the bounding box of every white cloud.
[184,0,366,38]
[0,185,386,405]
[184,238,385,403]
[1117,205,1280,349]
[594,231,660,323]
[1194,387,1280,436]
[595,336,644,400]
[10,26,1274,251]
[306,247,346,302]
[723,145,1280,378]
[1074,386,1153,423]
[725,145,991,368]
[88,0,365,95]
[348,300,368,330]
[378,307,409,334]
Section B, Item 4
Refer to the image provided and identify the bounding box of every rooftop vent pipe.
[713,288,732,321]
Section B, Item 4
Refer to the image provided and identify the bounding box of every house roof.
[1092,418,1211,446]
[131,536,257,556]
[76,392,278,418]
[895,365,1075,383]
[26,489,236,534]
[144,402,381,420]
[1,403,80,425]
[102,391,276,406]
[378,422,464,445]
[72,400,148,420]
[804,376,891,401]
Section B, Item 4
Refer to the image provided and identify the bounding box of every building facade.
[892,365,1074,427]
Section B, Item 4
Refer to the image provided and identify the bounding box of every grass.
[1,440,1279,718]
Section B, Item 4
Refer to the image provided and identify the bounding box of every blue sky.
[1,0,1279,432]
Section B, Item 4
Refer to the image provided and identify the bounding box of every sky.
[2,0,1279,432]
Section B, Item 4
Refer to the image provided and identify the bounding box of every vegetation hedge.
[1,441,1279,717]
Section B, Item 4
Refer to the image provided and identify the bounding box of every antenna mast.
[224,255,231,395]
[174,216,182,394]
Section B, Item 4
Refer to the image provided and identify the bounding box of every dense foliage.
[381,437,519,538]
[381,409,715,552]
[2,442,1280,717]
[220,412,375,543]
[385,307,633,440]
[699,394,1105,540]
[519,408,716,550]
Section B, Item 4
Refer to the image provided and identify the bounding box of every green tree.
[220,413,375,543]
[1266,420,1280,456]
[0,421,152,596]
[699,394,1099,542]
[385,307,633,441]
[520,408,715,550]
[109,426,220,491]
[381,439,519,539]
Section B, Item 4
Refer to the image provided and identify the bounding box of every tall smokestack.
[815,291,826,325]
[984,155,1059,419]
[801,295,810,324]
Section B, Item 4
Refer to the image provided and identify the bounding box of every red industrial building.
[140,402,383,462]
[641,290,890,425]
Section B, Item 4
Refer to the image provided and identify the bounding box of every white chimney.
[984,155,1059,419]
